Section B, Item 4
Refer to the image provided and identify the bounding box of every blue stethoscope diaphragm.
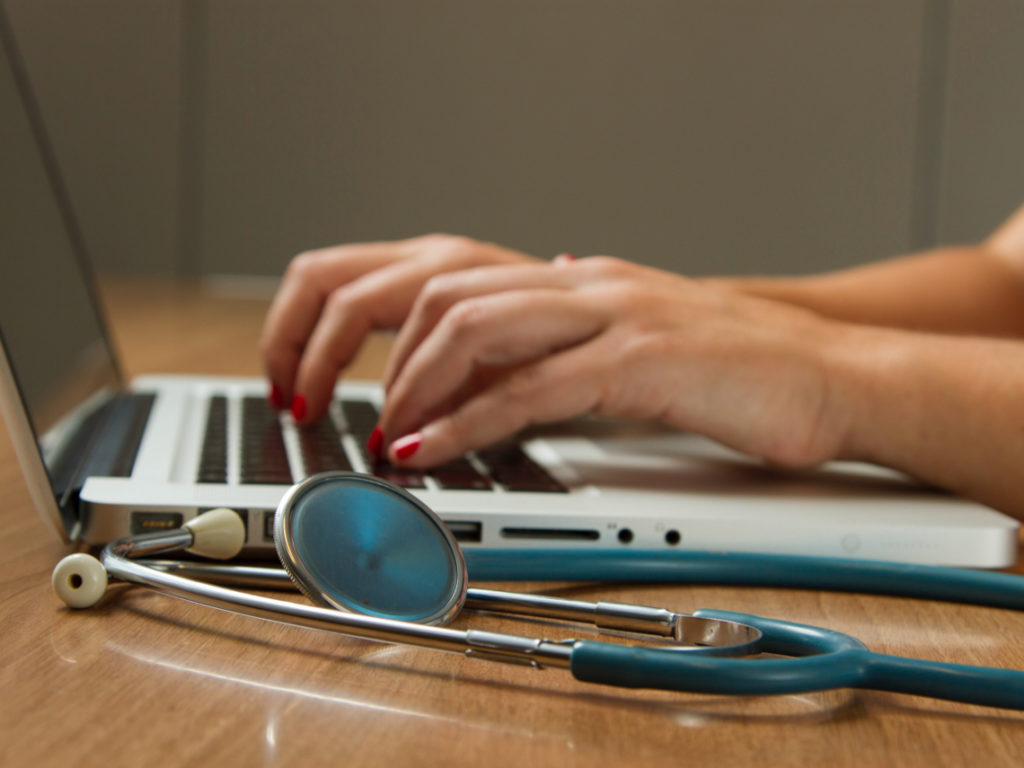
[274,472,468,625]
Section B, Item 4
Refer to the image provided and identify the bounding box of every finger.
[260,243,407,405]
[386,338,611,467]
[379,289,608,442]
[382,262,586,389]
[289,254,497,422]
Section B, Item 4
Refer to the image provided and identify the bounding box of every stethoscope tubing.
[464,549,1024,610]
[571,610,1024,709]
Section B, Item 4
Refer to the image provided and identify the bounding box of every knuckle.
[441,298,489,341]
[284,250,323,283]
[502,365,545,406]
[421,234,482,268]
[419,274,463,316]
[586,255,631,278]
[592,283,645,314]
[260,339,295,375]
[323,287,353,315]
[441,406,475,443]
[323,283,371,321]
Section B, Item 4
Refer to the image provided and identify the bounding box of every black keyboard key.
[297,418,352,475]
[340,399,380,438]
[430,458,492,490]
[197,395,228,483]
[240,396,293,485]
[477,443,568,493]
[370,459,426,489]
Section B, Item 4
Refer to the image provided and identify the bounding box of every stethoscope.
[52,471,1024,710]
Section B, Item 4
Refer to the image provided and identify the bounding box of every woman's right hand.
[259,234,536,423]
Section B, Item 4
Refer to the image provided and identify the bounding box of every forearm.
[712,245,1024,337]
[829,324,1024,519]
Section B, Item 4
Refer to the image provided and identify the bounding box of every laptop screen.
[0,11,120,471]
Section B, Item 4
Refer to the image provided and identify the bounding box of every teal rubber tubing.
[569,609,1024,709]
[463,549,1024,609]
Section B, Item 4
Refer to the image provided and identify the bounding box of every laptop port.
[500,527,600,541]
[130,511,183,535]
[263,511,276,542]
[617,528,634,544]
[664,529,681,545]
[444,521,482,543]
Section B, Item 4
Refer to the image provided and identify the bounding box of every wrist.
[821,323,921,467]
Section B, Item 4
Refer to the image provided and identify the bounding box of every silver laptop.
[1,15,1018,569]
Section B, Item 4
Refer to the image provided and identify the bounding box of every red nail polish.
[366,426,384,458]
[392,433,422,461]
[291,393,307,421]
[554,252,576,264]
[268,382,285,410]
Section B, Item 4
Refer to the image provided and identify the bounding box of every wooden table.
[3,279,1024,767]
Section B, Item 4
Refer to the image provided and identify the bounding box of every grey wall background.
[6,0,1024,280]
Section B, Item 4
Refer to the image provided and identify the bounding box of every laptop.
[0,13,1018,569]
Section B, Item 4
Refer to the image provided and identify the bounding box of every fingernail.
[268,382,286,410]
[554,253,576,265]
[290,393,307,421]
[392,432,422,461]
[366,425,384,458]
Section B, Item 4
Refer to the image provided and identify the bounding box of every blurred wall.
[6,1,1024,279]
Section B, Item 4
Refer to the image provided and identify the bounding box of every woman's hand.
[376,256,856,470]
[260,234,535,422]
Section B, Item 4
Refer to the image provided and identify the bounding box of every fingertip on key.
[290,393,308,421]
[366,425,384,458]
[391,432,422,462]
[268,382,288,410]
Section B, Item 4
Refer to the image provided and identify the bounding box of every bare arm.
[831,323,1024,518]
[711,204,1024,337]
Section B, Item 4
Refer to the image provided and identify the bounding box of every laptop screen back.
[0,11,120,474]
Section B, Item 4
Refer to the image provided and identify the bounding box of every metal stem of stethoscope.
[54,508,760,670]
[138,558,759,644]
[111,550,579,668]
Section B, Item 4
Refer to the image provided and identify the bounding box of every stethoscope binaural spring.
[51,471,1024,710]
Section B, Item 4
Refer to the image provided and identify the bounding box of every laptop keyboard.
[197,395,567,493]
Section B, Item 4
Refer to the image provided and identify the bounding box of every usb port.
[444,520,482,543]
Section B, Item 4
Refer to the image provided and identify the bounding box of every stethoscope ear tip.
[52,553,108,608]
[183,508,246,560]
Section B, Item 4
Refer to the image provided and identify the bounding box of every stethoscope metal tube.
[141,559,760,647]
[106,547,576,668]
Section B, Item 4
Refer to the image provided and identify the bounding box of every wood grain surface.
[2,279,1023,767]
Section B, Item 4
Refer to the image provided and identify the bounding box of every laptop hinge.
[56,392,156,516]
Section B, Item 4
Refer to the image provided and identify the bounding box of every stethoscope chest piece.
[274,472,467,625]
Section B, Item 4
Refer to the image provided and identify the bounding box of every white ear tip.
[52,553,108,608]
[184,508,246,560]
